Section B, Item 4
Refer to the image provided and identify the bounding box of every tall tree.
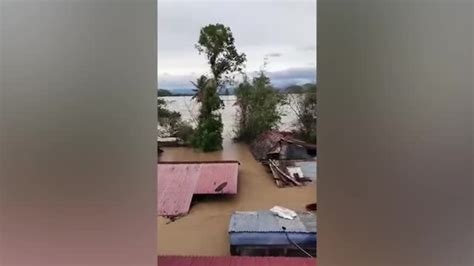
[195,24,246,86]
[192,24,246,151]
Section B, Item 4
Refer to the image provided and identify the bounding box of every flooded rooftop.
[157,140,316,256]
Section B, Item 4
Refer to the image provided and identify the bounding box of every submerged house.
[250,131,317,162]
[250,131,317,187]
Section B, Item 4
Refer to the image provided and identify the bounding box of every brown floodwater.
[157,140,317,256]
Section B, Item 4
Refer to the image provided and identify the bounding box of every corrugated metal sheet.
[157,164,201,216]
[250,131,316,161]
[229,211,317,233]
[294,161,317,181]
[157,256,317,266]
[194,163,239,194]
[157,161,239,216]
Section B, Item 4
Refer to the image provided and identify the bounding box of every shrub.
[235,72,285,142]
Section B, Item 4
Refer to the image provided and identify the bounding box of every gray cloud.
[266,53,283,58]
[158,66,316,90]
[302,45,316,52]
[158,0,317,75]
[263,67,317,88]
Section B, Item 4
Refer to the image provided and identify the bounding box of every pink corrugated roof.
[194,163,238,194]
[157,161,239,216]
[157,164,201,216]
[157,256,317,266]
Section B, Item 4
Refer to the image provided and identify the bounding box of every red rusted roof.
[157,256,316,266]
[157,161,239,216]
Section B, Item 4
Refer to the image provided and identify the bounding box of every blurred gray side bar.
[318,1,473,266]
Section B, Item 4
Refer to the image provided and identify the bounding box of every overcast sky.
[158,0,317,90]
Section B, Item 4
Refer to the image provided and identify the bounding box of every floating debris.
[270,206,297,220]
[306,203,317,212]
[165,214,185,224]
[268,159,316,187]
[157,137,186,147]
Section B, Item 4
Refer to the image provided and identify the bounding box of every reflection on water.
[159,95,299,140]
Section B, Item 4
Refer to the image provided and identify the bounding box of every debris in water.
[270,206,297,220]
[306,203,317,212]
[165,215,184,224]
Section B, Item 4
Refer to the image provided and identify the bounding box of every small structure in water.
[250,131,316,161]
[157,136,186,147]
[228,210,317,257]
[250,131,317,187]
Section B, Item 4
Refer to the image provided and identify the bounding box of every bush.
[158,98,195,144]
[192,112,223,152]
[175,122,195,145]
[288,84,317,143]
[234,72,285,142]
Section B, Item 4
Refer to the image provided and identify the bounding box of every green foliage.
[157,88,173,97]
[191,113,223,152]
[157,98,181,130]
[235,72,285,142]
[289,84,317,143]
[174,122,195,145]
[285,85,304,93]
[157,98,195,144]
[195,24,246,84]
[191,77,224,152]
[190,75,210,103]
[192,24,246,152]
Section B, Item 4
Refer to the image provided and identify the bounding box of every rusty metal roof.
[157,256,317,266]
[157,161,239,216]
[250,131,316,161]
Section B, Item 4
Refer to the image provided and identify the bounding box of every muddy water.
[159,95,300,139]
[157,140,317,256]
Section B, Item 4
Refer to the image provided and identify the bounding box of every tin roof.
[194,162,238,194]
[157,161,239,216]
[250,131,316,161]
[229,211,317,233]
[293,161,317,181]
[157,164,201,216]
[157,256,317,266]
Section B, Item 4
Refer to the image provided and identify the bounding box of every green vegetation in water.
[157,88,173,97]
[157,98,194,144]
[288,84,317,144]
[234,72,285,142]
[191,23,246,152]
